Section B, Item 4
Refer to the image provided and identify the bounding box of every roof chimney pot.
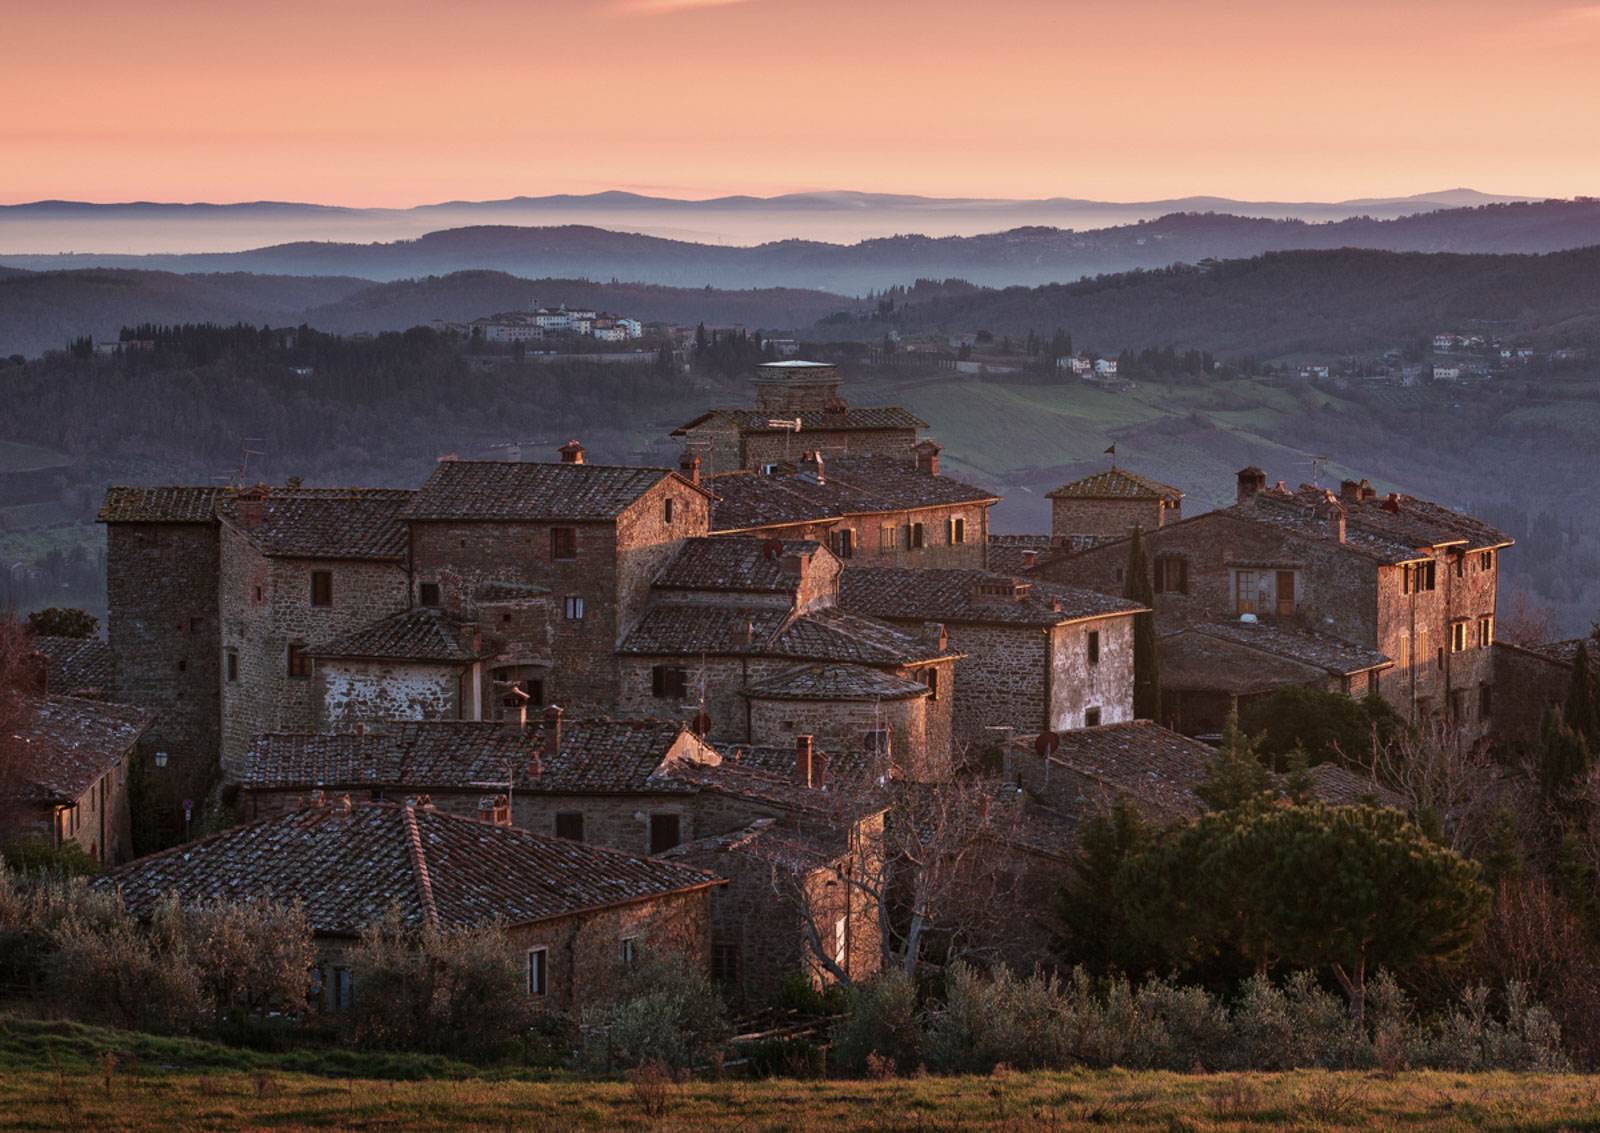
[559,440,585,464]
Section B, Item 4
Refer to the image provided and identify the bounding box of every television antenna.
[215,435,265,487]
[487,440,547,463]
[1310,453,1330,489]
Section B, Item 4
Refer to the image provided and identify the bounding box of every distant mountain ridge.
[0,187,1543,258]
[4,199,1598,293]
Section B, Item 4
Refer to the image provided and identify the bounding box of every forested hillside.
[861,247,1600,357]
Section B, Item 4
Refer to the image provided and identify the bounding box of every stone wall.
[104,521,221,784]
[727,501,990,571]
[218,525,409,776]
[747,694,926,773]
[1050,496,1172,538]
[740,427,919,469]
[1049,615,1136,730]
[1491,641,1570,748]
[1376,550,1499,735]
[315,659,467,732]
[509,886,714,1016]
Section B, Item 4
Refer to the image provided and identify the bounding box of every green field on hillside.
[0,439,72,474]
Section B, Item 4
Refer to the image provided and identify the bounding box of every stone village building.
[2,696,151,867]
[1030,467,1513,737]
[96,797,721,1015]
[672,360,927,477]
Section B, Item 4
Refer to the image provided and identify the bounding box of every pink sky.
[5,0,1598,205]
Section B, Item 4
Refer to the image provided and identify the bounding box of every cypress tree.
[1124,527,1161,721]
[1565,640,1600,751]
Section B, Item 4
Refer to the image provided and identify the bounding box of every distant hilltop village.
[435,299,646,344]
[15,356,1577,1012]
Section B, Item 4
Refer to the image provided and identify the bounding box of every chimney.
[479,795,511,826]
[1236,466,1267,505]
[799,450,825,484]
[310,789,325,808]
[542,705,563,757]
[1381,492,1402,514]
[915,440,942,476]
[677,451,701,486]
[559,440,585,464]
[924,621,948,651]
[1339,479,1362,503]
[1313,490,1346,543]
[731,620,756,647]
[355,723,366,737]
[339,793,352,816]
[1360,479,1377,500]
[1021,549,1038,569]
[236,484,270,529]
[795,733,815,787]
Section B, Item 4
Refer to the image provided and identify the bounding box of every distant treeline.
[0,323,705,487]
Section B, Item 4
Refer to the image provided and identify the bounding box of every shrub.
[831,968,922,1073]
[579,948,730,1072]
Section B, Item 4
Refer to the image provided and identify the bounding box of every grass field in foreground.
[2,1066,1599,1131]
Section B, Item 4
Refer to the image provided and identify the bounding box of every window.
[920,667,939,700]
[903,522,924,549]
[526,948,548,997]
[649,813,681,854]
[555,812,584,842]
[711,942,739,984]
[1437,646,1445,670]
[564,596,584,620]
[1404,561,1437,593]
[1087,630,1100,664]
[225,650,238,682]
[188,616,202,633]
[1451,622,1468,653]
[620,937,640,967]
[330,967,354,1012]
[1085,707,1102,727]
[1153,556,1189,594]
[1481,550,1495,572]
[664,497,674,524]
[419,582,441,607]
[651,665,688,699]
[1455,554,1465,578]
[1276,570,1296,616]
[864,728,891,757]
[1478,615,1494,648]
[1235,570,1258,615]
[830,528,855,559]
[947,516,966,545]
[878,524,898,552]
[254,585,264,603]
[287,643,311,679]
[551,527,577,561]
[310,570,333,607]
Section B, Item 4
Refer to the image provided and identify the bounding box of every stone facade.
[508,886,713,1016]
[314,658,471,732]
[1489,641,1569,749]
[102,518,221,787]
[218,523,410,776]
[1050,496,1172,538]
[731,501,992,571]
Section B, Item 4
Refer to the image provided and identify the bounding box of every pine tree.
[1196,712,1275,811]
[1123,528,1161,721]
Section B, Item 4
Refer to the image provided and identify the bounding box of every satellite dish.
[762,538,785,563]
[691,713,712,737]
[1034,731,1060,758]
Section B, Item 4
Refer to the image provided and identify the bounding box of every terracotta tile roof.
[33,637,115,699]
[620,603,958,665]
[1046,468,1184,502]
[1534,638,1589,666]
[1168,621,1392,679]
[1016,722,1213,819]
[1158,632,1326,696]
[654,537,825,594]
[742,662,931,702]
[244,718,703,795]
[474,581,552,601]
[672,406,929,436]
[1306,764,1405,809]
[662,818,849,875]
[725,743,876,785]
[839,567,1142,627]
[986,533,1117,574]
[664,759,883,818]
[18,696,152,805]
[1213,485,1512,564]
[707,456,998,532]
[97,486,225,524]
[310,608,488,664]
[216,488,414,561]
[98,801,719,935]
[402,460,700,522]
